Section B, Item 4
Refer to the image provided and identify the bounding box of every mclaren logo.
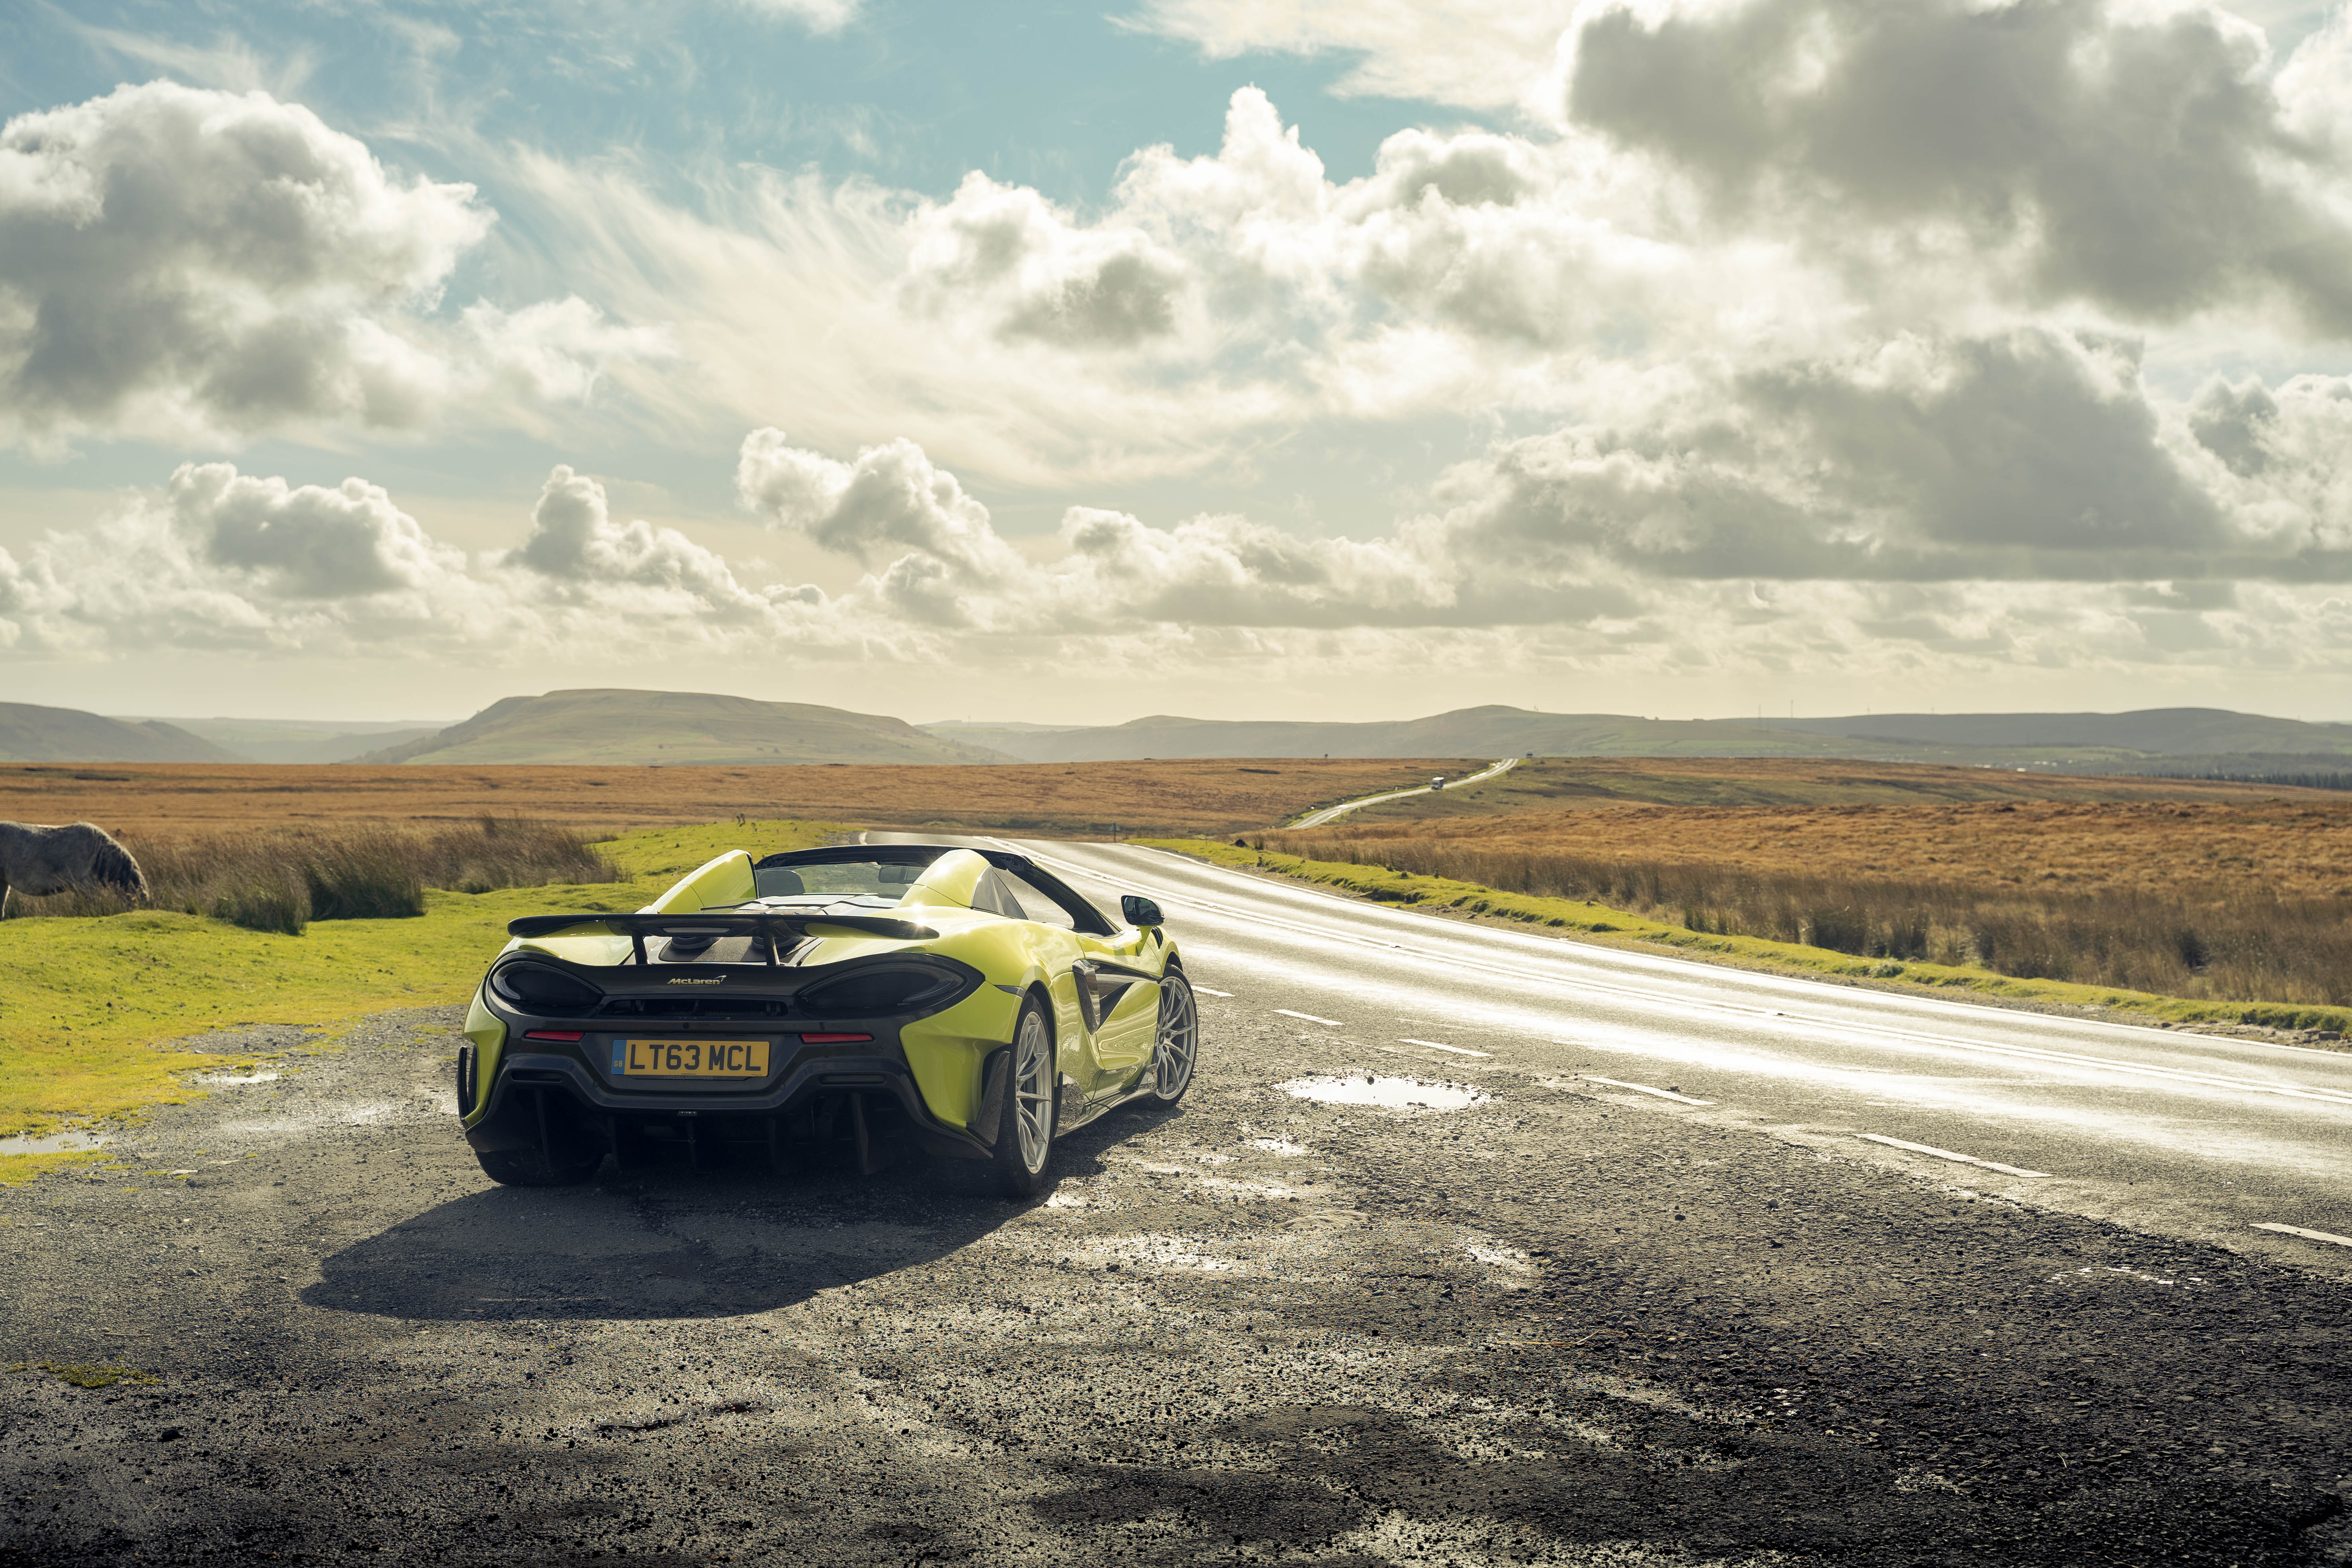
[666,976,726,985]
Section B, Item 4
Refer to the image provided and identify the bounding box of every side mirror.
[1120,895,1164,928]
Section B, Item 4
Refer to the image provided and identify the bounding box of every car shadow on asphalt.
[303,1103,1169,1323]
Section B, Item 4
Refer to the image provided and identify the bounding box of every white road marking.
[1404,1038,1493,1058]
[1858,1133,2053,1179]
[1193,986,1234,997]
[1582,1075,1714,1106]
[1018,844,2352,1111]
[1276,1009,1344,1027]
[2252,1221,2352,1248]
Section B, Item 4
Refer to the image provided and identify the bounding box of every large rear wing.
[506,911,939,965]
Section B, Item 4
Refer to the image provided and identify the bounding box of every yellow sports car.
[456,844,1196,1195]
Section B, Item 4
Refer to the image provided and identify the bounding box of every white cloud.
[1120,0,1584,119]
[904,174,1190,349]
[0,82,660,450]
[736,0,865,33]
[1563,0,2352,334]
[3,432,2350,705]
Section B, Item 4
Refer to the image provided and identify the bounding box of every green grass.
[1142,838,2352,1037]
[0,819,836,1183]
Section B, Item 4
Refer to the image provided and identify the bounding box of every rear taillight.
[524,1030,584,1042]
[800,1032,874,1044]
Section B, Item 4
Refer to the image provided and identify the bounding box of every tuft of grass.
[1144,838,2352,1038]
[0,818,838,1178]
[10,818,621,934]
[7,1361,159,1388]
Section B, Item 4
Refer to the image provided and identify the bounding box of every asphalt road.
[1288,758,1520,828]
[1,841,2348,1566]
[1001,838,2352,1270]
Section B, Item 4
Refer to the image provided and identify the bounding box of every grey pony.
[0,821,151,917]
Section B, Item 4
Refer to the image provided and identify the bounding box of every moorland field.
[0,757,1495,843]
[1257,793,2352,1008]
[1335,756,2345,820]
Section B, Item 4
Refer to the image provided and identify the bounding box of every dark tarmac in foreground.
[1,1002,2346,1566]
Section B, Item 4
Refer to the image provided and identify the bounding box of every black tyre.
[1147,970,1198,1106]
[987,998,1058,1198]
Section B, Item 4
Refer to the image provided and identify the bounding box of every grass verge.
[0,818,836,1183]
[1141,838,2352,1039]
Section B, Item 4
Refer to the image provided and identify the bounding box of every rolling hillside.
[0,702,242,763]
[935,705,2352,771]
[358,689,1018,766]
[144,717,445,765]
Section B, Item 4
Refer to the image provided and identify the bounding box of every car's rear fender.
[460,986,505,1132]
[898,976,1027,1130]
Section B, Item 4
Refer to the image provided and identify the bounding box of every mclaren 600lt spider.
[457,843,1197,1195]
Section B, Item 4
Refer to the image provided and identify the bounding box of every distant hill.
[0,702,243,763]
[931,705,2352,770]
[125,716,445,765]
[1774,708,2352,756]
[360,689,1019,766]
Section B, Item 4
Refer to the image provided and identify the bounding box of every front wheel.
[987,999,1058,1197]
[1148,971,1198,1106]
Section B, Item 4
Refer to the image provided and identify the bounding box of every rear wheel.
[988,999,1057,1197]
[1148,971,1198,1105]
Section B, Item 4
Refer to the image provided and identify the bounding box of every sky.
[2,0,2350,727]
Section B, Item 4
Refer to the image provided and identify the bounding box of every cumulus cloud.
[0,82,658,448]
[0,462,496,656]
[4,427,2350,702]
[508,465,776,619]
[1565,0,2352,333]
[904,174,1189,349]
[1437,326,2352,585]
[1121,0,1583,118]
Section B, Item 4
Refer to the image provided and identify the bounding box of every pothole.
[1278,1075,1488,1111]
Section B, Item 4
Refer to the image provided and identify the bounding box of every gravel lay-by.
[1,1002,2347,1566]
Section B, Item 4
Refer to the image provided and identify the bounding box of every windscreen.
[753,856,939,900]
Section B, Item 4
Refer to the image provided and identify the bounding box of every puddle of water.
[0,1130,108,1156]
[193,1071,280,1086]
[1278,1076,1488,1111]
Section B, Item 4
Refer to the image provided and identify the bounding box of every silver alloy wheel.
[1012,1008,1054,1172]
[1153,974,1198,1100]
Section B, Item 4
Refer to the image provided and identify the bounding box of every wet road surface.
[1004,838,2352,1264]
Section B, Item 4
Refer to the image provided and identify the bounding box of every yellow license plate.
[613,1039,771,1078]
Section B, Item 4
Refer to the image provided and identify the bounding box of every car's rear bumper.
[464,1038,996,1165]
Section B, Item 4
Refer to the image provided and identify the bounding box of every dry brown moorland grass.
[1288,799,2352,899]
[0,758,1491,844]
[1264,800,2352,1005]
[1341,756,2344,823]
